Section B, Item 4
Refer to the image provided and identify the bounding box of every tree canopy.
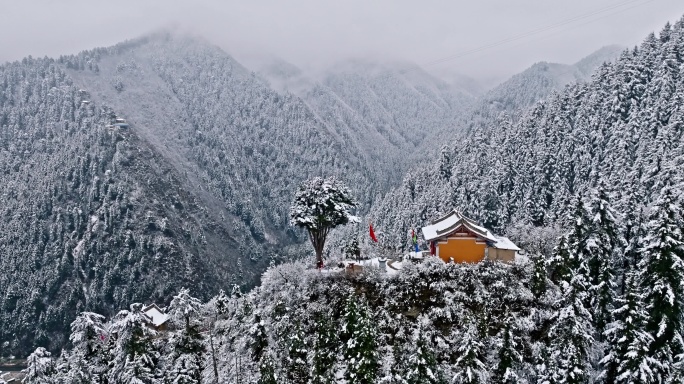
[290,176,358,266]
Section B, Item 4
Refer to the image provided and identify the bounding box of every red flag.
[369,222,378,242]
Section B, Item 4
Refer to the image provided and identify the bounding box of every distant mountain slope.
[255,46,623,191]
[0,34,380,357]
[370,21,683,248]
[0,55,242,355]
[0,33,627,357]
[258,59,477,187]
[468,45,624,129]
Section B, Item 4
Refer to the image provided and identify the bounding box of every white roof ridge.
[430,209,460,225]
[421,210,519,251]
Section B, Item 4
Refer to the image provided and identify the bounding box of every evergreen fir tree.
[166,288,204,384]
[622,193,646,284]
[120,353,157,384]
[215,289,230,316]
[343,295,379,384]
[546,287,594,384]
[67,312,107,383]
[250,313,269,363]
[168,354,201,384]
[544,207,595,384]
[108,303,158,383]
[257,353,278,384]
[587,187,621,337]
[284,321,309,383]
[23,347,56,384]
[601,272,656,384]
[638,186,684,382]
[549,235,573,285]
[405,316,443,384]
[311,314,338,384]
[452,320,488,384]
[529,252,548,299]
[493,319,524,384]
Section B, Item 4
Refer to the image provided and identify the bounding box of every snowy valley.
[2,11,684,384]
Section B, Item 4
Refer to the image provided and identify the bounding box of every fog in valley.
[3,0,684,85]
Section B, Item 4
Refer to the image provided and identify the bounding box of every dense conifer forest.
[0,31,615,360]
[4,12,684,384]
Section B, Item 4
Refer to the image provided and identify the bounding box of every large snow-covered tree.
[166,288,205,384]
[586,187,621,338]
[108,303,159,383]
[290,176,358,267]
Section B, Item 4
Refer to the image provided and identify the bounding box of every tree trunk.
[308,228,328,268]
[209,316,219,384]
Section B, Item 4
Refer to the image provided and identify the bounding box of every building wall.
[437,237,486,263]
[488,248,516,263]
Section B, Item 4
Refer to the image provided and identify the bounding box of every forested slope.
[0,31,635,359]
[371,20,684,248]
[0,55,241,355]
[0,34,379,357]
[259,59,476,187]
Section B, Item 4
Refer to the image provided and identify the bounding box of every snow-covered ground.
[334,255,421,276]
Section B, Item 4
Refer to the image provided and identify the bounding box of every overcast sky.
[2,0,684,81]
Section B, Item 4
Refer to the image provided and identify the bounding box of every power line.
[398,0,655,75]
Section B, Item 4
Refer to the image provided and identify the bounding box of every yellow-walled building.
[421,210,520,263]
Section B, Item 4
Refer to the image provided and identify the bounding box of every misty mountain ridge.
[474,44,624,119]
[253,45,621,185]
[0,32,378,355]
[369,22,683,250]
[0,31,624,358]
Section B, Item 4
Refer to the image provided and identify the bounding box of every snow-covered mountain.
[0,34,624,358]
[472,44,624,122]
[370,23,682,248]
[0,34,381,356]
[257,58,477,187]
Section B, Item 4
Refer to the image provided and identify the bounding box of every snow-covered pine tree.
[529,252,549,299]
[549,235,573,285]
[544,205,595,384]
[621,194,646,294]
[284,321,309,383]
[587,187,621,338]
[168,288,203,330]
[638,186,684,382]
[167,354,201,384]
[451,320,488,384]
[120,353,158,384]
[404,316,444,384]
[311,314,338,384]
[250,312,269,363]
[601,272,656,384]
[565,197,592,279]
[215,289,230,317]
[108,303,159,383]
[23,347,56,384]
[67,312,107,383]
[166,288,204,384]
[493,318,525,384]
[545,285,594,384]
[290,176,358,268]
[257,352,278,384]
[343,294,379,384]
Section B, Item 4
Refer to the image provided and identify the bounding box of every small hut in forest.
[421,210,520,263]
[142,304,169,331]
